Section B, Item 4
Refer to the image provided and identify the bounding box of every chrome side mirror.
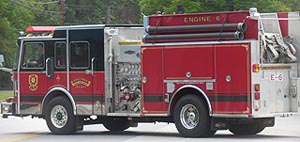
[0,54,4,67]
[0,54,12,73]
[46,58,54,79]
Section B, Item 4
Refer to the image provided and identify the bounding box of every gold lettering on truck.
[184,16,211,23]
[216,16,221,22]
[71,78,91,88]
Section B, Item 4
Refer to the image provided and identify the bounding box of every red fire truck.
[1,8,300,137]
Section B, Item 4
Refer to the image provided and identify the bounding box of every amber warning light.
[253,84,261,111]
[254,84,260,91]
[252,64,260,73]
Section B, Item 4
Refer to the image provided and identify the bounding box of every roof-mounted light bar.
[25,26,56,33]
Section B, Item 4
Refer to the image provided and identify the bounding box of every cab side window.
[55,42,66,68]
[22,42,44,69]
[70,41,90,69]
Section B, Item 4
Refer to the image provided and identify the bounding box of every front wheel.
[45,96,76,134]
[174,95,215,137]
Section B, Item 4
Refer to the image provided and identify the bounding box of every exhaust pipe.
[143,31,244,43]
[146,23,247,34]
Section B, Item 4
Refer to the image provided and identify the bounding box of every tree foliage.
[65,0,104,24]
[65,0,140,25]
[139,0,294,15]
[0,0,37,89]
[281,0,300,11]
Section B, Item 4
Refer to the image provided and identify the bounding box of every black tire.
[102,117,130,132]
[229,123,265,135]
[174,95,215,137]
[45,96,76,134]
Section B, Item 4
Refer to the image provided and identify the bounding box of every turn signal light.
[252,64,260,73]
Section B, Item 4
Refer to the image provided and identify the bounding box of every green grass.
[0,91,13,101]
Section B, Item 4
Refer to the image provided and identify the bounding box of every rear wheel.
[174,95,215,137]
[102,117,130,132]
[229,123,265,135]
[45,96,76,134]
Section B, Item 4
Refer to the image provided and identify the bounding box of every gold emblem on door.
[29,74,38,91]
[71,78,91,88]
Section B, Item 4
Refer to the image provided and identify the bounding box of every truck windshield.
[13,43,20,70]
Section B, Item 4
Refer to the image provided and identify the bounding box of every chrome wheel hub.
[51,105,68,128]
[180,104,199,129]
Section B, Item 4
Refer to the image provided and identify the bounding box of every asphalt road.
[0,114,299,142]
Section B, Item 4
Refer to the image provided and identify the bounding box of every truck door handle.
[86,57,95,75]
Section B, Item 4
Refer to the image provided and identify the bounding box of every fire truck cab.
[1,9,300,137]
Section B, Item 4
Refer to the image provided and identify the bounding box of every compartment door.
[141,46,164,113]
[214,43,251,114]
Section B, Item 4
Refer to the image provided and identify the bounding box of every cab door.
[19,41,48,114]
[67,28,105,115]
[47,40,68,97]
[68,41,94,115]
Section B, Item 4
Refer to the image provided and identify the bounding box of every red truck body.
[1,9,300,137]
